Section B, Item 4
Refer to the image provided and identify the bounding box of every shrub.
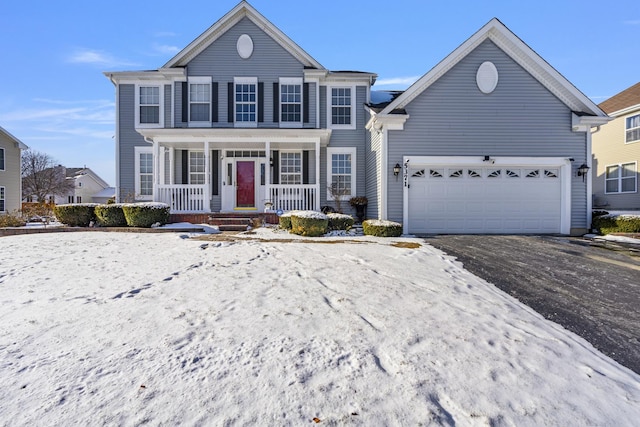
[327,213,354,231]
[278,211,299,230]
[592,214,640,235]
[362,219,403,237]
[122,203,170,228]
[0,212,26,227]
[54,204,98,227]
[290,211,328,237]
[95,204,127,227]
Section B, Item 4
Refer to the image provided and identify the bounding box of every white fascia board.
[137,128,332,146]
[572,113,612,132]
[163,1,324,70]
[382,18,606,118]
[104,69,185,84]
[606,103,640,118]
[321,72,377,86]
[0,126,28,150]
[368,113,409,131]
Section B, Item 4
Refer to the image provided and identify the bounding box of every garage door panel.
[408,164,563,234]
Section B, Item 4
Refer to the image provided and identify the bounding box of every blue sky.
[1,0,638,186]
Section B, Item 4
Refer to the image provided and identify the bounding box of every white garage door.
[408,163,563,234]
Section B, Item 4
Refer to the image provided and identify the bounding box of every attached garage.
[404,157,572,235]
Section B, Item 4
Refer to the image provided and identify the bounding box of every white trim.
[401,156,572,235]
[604,161,637,194]
[0,126,28,150]
[586,130,593,231]
[326,85,356,130]
[326,147,357,200]
[188,76,212,127]
[188,150,206,185]
[625,113,640,144]
[279,150,303,185]
[382,18,606,118]
[234,77,258,128]
[279,77,303,129]
[135,82,165,129]
[134,146,154,201]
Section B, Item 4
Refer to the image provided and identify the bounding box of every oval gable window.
[237,34,254,59]
[476,61,498,94]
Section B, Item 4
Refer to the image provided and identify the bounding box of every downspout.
[586,125,602,232]
[107,73,121,203]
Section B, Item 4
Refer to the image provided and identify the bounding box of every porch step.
[209,217,252,232]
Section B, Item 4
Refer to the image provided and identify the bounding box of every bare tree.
[21,150,75,202]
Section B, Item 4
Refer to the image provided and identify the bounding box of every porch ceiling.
[137,128,332,148]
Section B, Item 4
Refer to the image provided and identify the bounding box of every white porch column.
[265,140,271,207]
[169,147,175,185]
[204,140,211,212]
[315,139,320,211]
[152,140,160,201]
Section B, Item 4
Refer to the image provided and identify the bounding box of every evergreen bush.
[122,203,170,228]
[95,204,127,227]
[53,204,98,227]
[290,211,328,237]
[592,214,640,235]
[362,219,403,237]
[327,213,354,231]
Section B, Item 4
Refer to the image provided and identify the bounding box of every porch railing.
[157,185,207,213]
[269,184,319,212]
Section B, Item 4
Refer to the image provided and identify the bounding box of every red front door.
[236,161,255,208]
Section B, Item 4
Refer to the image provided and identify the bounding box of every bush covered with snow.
[94,204,127,227]
[53,203,98,227]
[278,210,300,230]
[363,219,403,237]
[592,214,640,235]
[122,203,170,228]
[327,213,354,231]
[290,211,328,237]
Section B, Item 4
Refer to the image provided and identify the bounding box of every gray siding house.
[0,126,28,214]
[106,3,608,235]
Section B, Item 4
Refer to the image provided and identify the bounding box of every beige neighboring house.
[592,82,640,210]
[54,167,113,205]
[0,126,28,214]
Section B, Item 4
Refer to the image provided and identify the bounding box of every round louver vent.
[237,34,254,59]
[476,61,498,94]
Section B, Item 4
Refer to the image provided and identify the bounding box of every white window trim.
[234,77,258,128]
[134,146,153,200]
[0,147,4,171]
[188,150,206,185]
[327,85,356,130]
[0,186,5,212]
[135,82,165,129]
[188,76,212,127]
[279,150,303,185]
[605,161,637,194]
[625,114,640,144]
[279,77,303,129]
[326,147,356,200]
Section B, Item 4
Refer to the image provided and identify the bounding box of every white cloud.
[154,31,177,37]
[67,48,139,68]
[152,43,181,55]
[374,75,421,88]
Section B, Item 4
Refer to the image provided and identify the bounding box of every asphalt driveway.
[423,235,640,374]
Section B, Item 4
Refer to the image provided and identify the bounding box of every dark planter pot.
[354,204,367,223]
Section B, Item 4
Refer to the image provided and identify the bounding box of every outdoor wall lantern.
[393,163,401,179]
[577,163,590,182]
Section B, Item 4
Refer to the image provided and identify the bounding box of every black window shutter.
[182,82,188,123]
[258,82,264,123]
[212,150,219,195]
[303,151,309,184]
[272,151,279,184]
[273,82,279,123]
[181,150,189,184]
[303,83,310,124]
[227,82,234,123]
[212,82,218,123]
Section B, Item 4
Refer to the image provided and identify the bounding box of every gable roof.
[598,82,640,116]
[164,1,324,70]
[379,18,606,118]
[0,125,28,150]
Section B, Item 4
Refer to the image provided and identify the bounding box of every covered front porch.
[138,128,331,214]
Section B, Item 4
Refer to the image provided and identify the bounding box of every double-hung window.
[189,77,211,124]
[605,162,637,194]
[0,147,4,170]
[136,83,164,128]
[328,86,355,129]
[626,114,640,144]
[280,152,302,185]
[280,78,302,127]
[135,147,153,200]
[327,147,356,199]
[234,77,257,127]
[0,186,5,212]
[189,151,205,185]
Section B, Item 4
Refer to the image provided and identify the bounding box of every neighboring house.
[0,126,28,214]
[54,167,112,205]
[105,1,608,235]
[592,82,640,210]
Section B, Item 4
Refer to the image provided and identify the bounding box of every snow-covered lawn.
[1,229,638,426]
